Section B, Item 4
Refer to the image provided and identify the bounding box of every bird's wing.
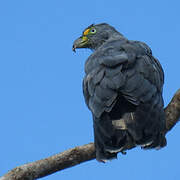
[83,39,164,118]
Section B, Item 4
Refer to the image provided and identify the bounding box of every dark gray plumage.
[73,23,166,162]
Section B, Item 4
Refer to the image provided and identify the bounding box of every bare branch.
[0,143,95,180]
[164,89,180,132]
[1,89,180,180]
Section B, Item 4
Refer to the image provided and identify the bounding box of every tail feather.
[92,96,166,162]
[93,115,128,161]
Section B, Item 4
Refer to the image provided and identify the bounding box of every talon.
[121,151,127,155]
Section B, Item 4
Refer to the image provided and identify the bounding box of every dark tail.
[93,114,128,162]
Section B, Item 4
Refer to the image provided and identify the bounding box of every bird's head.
[72,23,122,52]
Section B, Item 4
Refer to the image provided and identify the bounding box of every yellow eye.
[90,28,96,34]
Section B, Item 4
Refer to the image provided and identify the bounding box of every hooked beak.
[72,36,88,52]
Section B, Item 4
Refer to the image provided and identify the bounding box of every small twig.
[1,89,180,180]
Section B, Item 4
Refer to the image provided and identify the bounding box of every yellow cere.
[82,36,88,41]
[83,28,90,36]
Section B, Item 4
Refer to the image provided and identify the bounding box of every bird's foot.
[121,150,127,155]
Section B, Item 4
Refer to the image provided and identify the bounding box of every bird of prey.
[72,23,166,162]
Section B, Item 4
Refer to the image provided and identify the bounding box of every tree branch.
[1,89,180,180]
[164,89,180,132]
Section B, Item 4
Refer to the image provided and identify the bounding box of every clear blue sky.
[0,0,180,179]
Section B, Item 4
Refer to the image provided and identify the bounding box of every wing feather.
[83,39,164,118]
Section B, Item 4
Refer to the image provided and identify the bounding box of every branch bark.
[1,89,180,180]
[164,89,180,132]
